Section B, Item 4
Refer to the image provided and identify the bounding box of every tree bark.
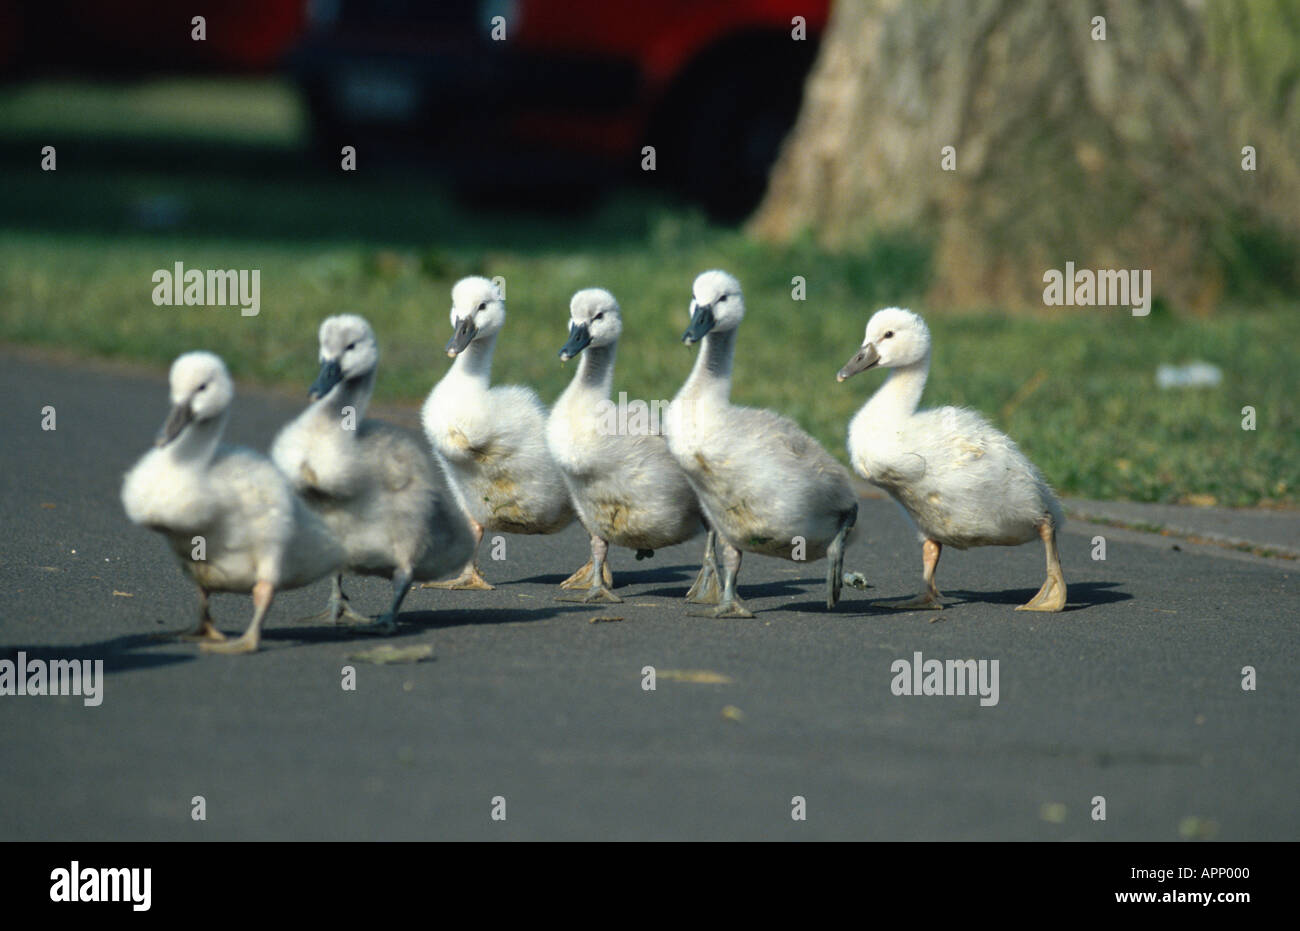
[750,0,1300,314]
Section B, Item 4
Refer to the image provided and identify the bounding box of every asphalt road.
[1,347,1295,840]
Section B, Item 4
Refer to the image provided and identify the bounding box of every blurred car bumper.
[289,37,641,128]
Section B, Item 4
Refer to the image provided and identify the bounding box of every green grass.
[0,79,304,146]
[1,80,1296,508]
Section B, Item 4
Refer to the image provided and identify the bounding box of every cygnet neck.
[864,353,931,423]
[168,409,228,465]
[572,341,617,397]
[678,326,736,406]
[449,330,498,385]
[318,368,376,423]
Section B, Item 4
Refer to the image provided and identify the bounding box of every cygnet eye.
[477,302,487,311]
[718,294,728,303]
[594,312,604,321]
[883,331,894,339]
[346,342,356,352]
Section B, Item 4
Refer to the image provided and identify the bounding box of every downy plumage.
[421,276,576,589]
[272,315,475,631]
[664,270,861,618]
[546,287,717,604]
[838,307,1066,611]
[122,352,345,654]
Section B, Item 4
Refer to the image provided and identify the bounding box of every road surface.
[1,347,1295,840]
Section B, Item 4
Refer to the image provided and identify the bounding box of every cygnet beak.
[681,301,715,344]
[559,322,592,362]
[446,316,477,357]
[837,343,880,382]
[309,358,344,399]
[155,401,193,447]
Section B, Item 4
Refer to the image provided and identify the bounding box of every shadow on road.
[1,635,195,676]
[259,603,581,642]
[519,560,701,592]
[764,579,1130,616]
[941,580,1130,613]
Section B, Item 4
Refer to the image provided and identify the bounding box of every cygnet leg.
[825,504,858,609]
[559,532,615,591]
[557,535,621,604]
[689,540,754,619]
[423,517,495,590]
[298,574,372,625]
[356,566,411,634]
[886,539,944,610]
[685,528,721,604]
[202,580,273,654]
[155,587,227,642]
[1016,522,1067,612]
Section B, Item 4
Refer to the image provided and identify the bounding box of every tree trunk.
[750,0,1300,314]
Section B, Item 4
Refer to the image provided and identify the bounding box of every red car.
[1,0,304,74]
[291,0,830,217]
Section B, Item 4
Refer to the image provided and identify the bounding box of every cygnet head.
[559,288,622,361]
[446,276,505,357]
[682,269,745,344]
[310,314,378,399]
[157,351,233,447]
[837,307,931,382]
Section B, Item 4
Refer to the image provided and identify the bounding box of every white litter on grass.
[1156,362,1222,389]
